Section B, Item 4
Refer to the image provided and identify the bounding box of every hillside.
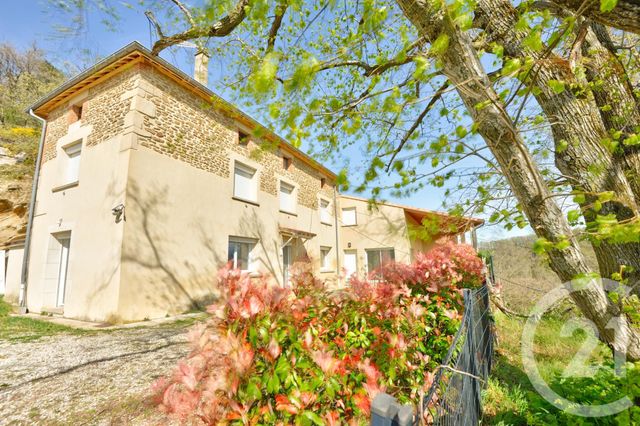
[0,44,65,247]
[480,234,598,313]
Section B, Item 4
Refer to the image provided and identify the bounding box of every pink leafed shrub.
[153,242,483,424]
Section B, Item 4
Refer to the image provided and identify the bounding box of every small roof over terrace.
[403,206,483,236]
[279,226,316,246]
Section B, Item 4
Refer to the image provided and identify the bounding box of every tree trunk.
[396,0,640,360]
[581,25,640,289]
[583,24,640,205]
[475,0,640,290]
[548,0,640,35]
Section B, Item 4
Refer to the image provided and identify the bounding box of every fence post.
[370,393,414,426]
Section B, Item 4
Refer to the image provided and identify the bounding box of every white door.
[56,236,71,307]
[343,250,357,282]
[283,245,292,285]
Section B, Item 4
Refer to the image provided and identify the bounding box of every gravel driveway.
[0,320,201,425]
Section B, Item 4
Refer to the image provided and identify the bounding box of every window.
[320,199,332,224]
[283,156,291,170]
[228,237,256,271]
[366,248,395,273]
[342,207,357,226]
[320,177,326,188]
[238,130,249,146]
[320,247,332,271]
[279,181,296,213]
[233,162,257,202]
[63,142,82,184]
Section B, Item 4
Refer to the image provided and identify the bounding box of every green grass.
[0,296,207,343]
[0,296,88,342]
[482,311,615,425]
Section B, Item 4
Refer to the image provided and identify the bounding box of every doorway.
[55,233,71,307]
[282,244,292,285]
[343,250,357,282]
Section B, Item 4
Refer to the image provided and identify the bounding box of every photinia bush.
[153,242,484,424]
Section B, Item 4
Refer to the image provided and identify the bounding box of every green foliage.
[154,245,484,424]
[0,43,65,127]
[430,33,450,56]
[484,313,638,425]
[600,0,618,12]
[548,79,566,94]
[0,44,64,183]
[525,363,640,425]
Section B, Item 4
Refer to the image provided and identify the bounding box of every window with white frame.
[228,237,257,271]
[320,247,332,271]
[279,181,296,213]
[319,199,332,224]
[366,248,395,273]
[233,162,257,202]
[63,141,82,184]
[342,207,357,226]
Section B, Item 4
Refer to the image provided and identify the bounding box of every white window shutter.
[280,182,295,212]
[64,142,82,184]
[234,163,256,201]
[320,199,331,223]
[342,208,356,226]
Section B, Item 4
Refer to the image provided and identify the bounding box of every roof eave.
[27,41,337,181]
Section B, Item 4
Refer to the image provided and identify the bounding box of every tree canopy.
[51,0,640,358]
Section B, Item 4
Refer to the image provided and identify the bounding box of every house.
[338,195,482,277]
[3,42,482,322]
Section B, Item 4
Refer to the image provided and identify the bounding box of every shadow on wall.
[235,208,302,283]
[352,203,407,246]
[83,170,126,317]
[122,181,220,315]
[120,182,296,316]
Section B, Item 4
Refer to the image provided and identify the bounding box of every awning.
[279,226,316,241]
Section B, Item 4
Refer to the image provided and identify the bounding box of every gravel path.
[0,322,198,425]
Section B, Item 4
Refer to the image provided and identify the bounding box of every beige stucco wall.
[113,66,339,321]
[24,69,137,321]
[3,245,24,303]
[118,147,338,320]
[337,196,413,278]
[25,63,340,322]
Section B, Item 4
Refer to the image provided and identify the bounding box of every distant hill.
[480,234,598,313]
[0,43,65,247]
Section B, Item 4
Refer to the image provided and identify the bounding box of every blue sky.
[0,1,532,242]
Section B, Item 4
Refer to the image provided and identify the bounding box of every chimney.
[194,50,210,86]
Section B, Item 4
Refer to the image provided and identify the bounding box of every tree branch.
[145,10,165,39]
[150,0,250,55]
[551,0,640,35]
[385,80,450,172]
[169,0,196,27]
[568,19,589,69]
[267,4,288,53]
[315,38,425,77]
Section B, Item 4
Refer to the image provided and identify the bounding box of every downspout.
[332,186,341,286]
[19,109,47,312]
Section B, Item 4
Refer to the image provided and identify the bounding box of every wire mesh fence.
[370,285,495,426]
[418,285,494,425]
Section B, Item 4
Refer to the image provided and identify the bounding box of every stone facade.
[41,68,138,164]
[41,108,67,163]
[136,66,334,210]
